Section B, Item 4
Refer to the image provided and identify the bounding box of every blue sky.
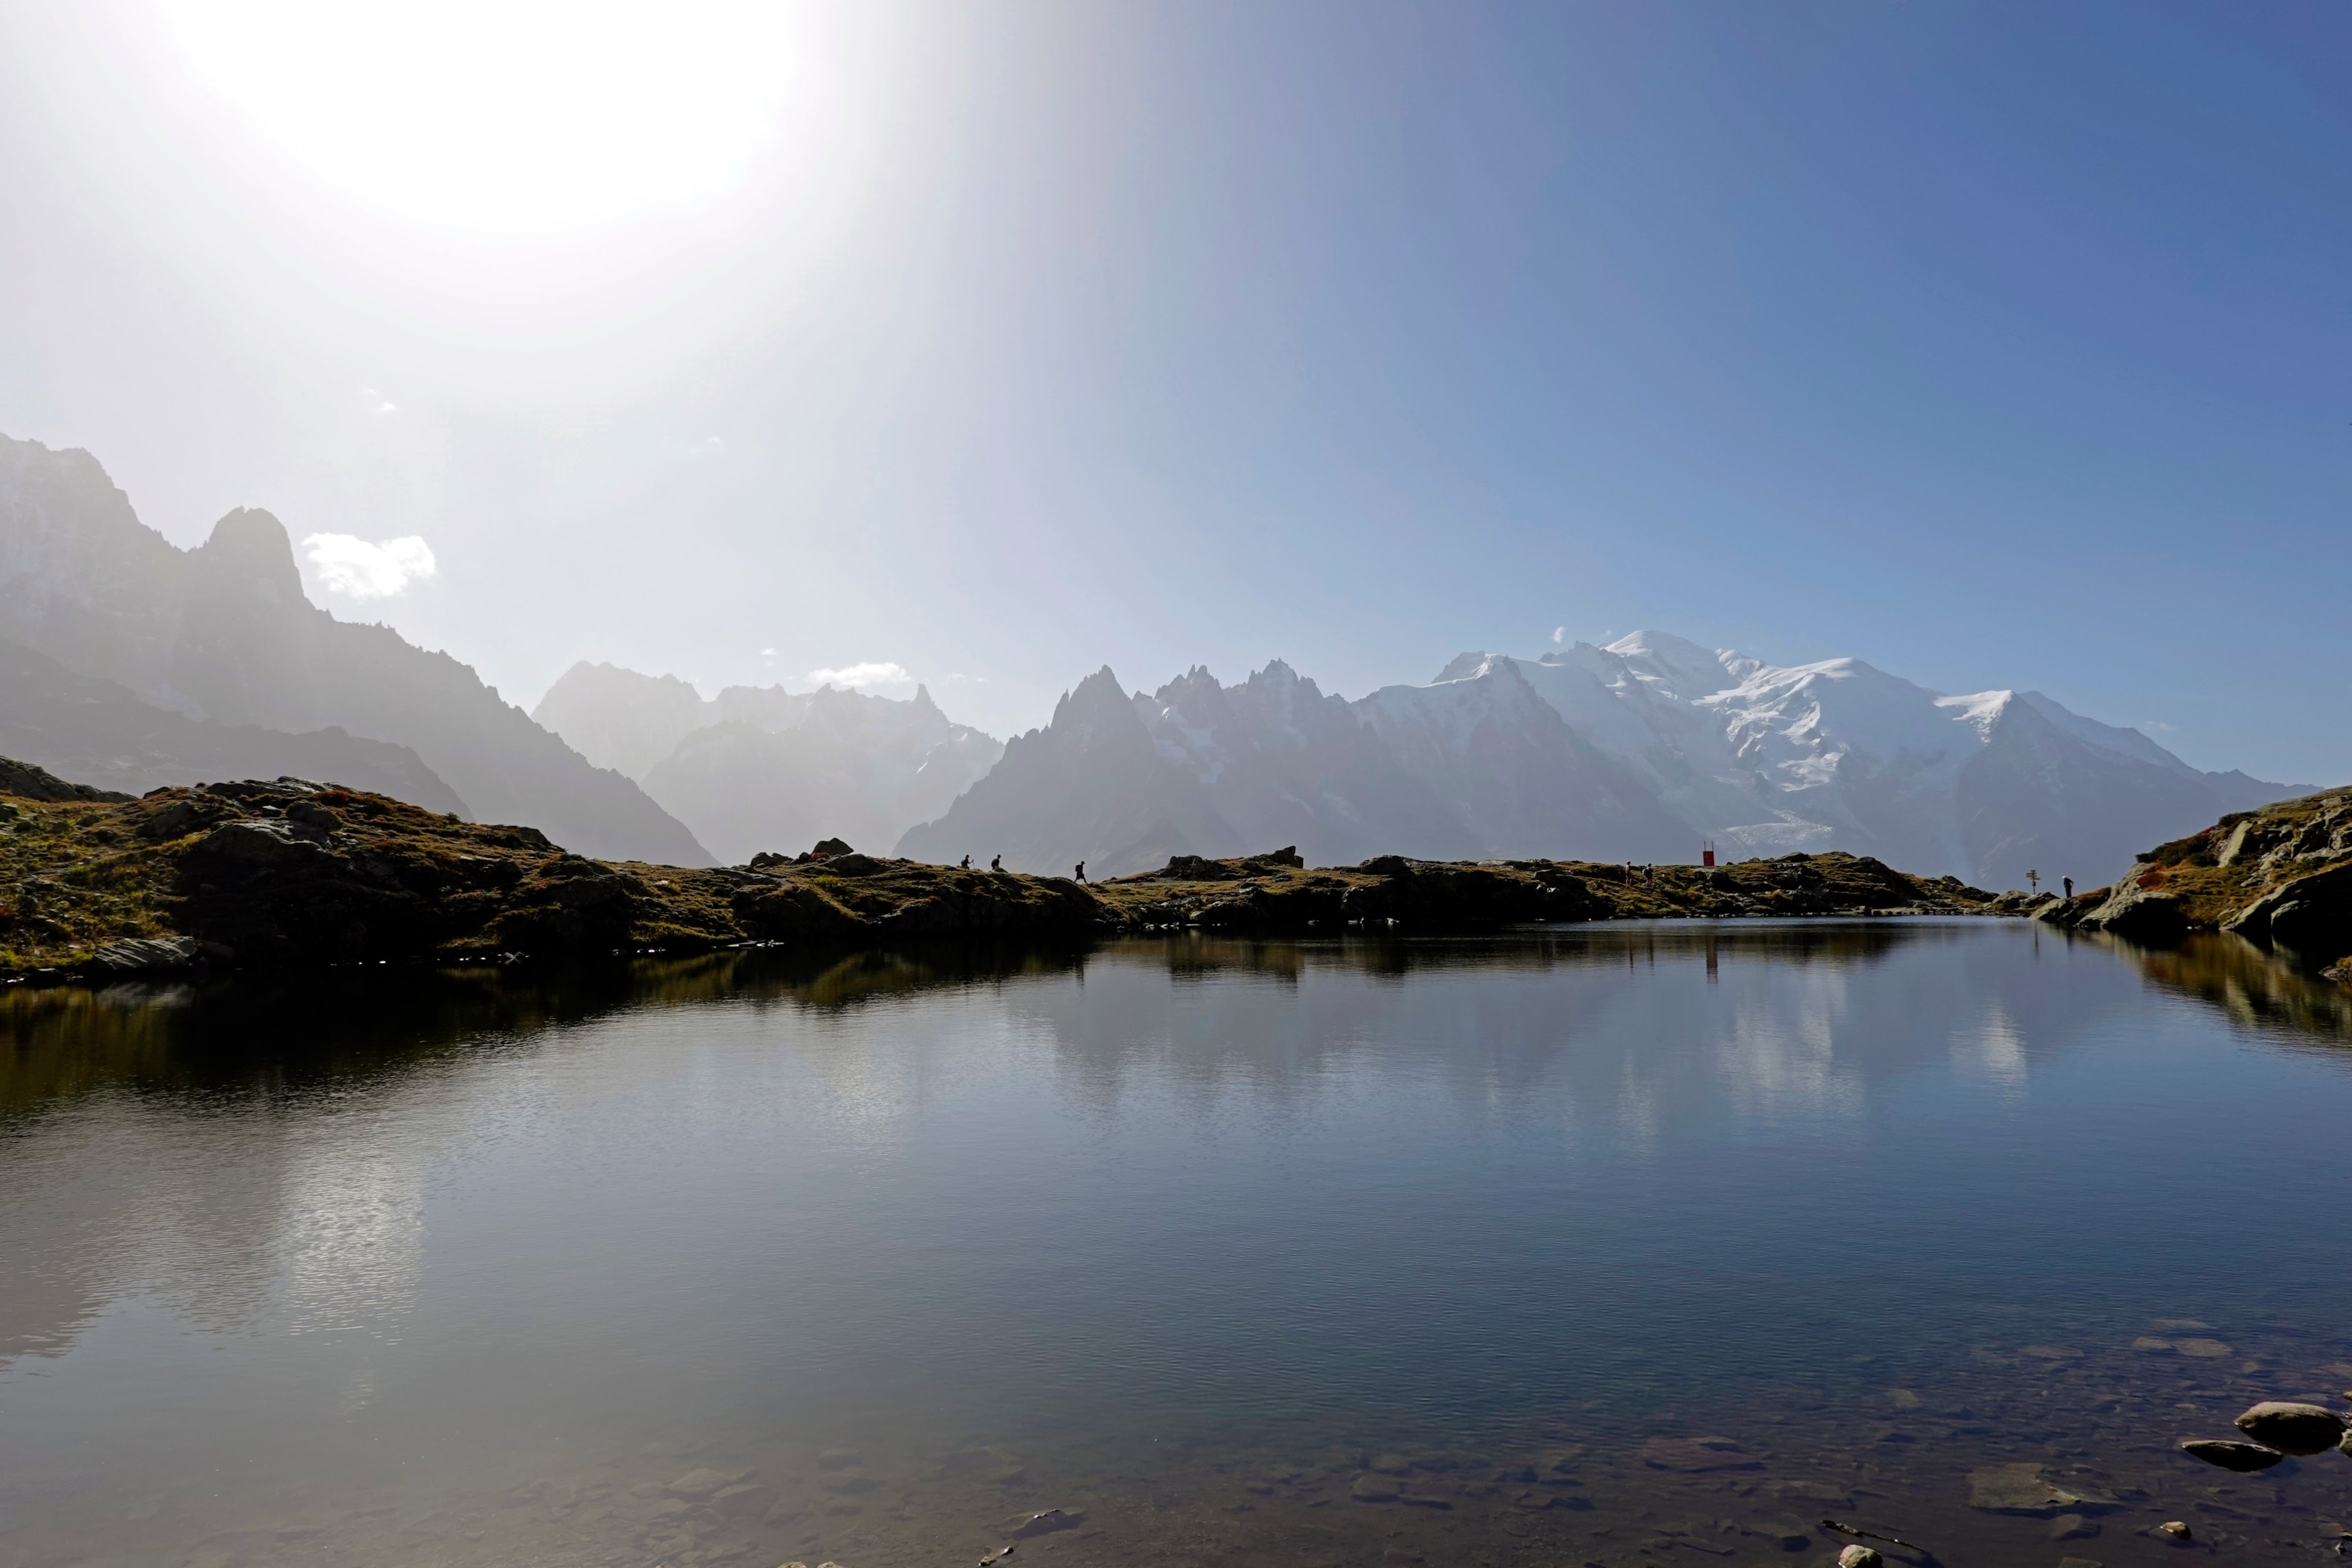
[1,1,2345,780]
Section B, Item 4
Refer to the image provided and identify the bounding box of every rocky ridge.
[2030,788,2352,975]
[0,759,2003,982]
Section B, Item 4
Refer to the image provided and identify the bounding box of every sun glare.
[158,1,824,234]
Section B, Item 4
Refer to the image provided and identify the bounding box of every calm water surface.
[4,922,2351,1568]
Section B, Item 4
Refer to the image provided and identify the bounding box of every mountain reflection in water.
[4,921,2351,1568]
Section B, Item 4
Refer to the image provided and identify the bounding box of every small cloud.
[359,386,397,414]
[759,647,778,660]
[2144,719,2177,732]
[943,671,982,684]
[1551,626,1566,645]
[303,533,436,598]
[807,660,912,690]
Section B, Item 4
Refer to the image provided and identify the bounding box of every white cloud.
[2144,719,2177,732]
[359,385,397,413]
[1551,626,1566,644]
[303,533,437,598]
[807,661,911,690]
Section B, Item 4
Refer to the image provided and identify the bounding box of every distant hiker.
[1075,862,1087,882]
[960,854,970,869]
[990,854,1002,873]
[2063,876,2073,899]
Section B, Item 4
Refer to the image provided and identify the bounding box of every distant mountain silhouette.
[0,640,465,811]
[0,435,706,862]
[533,662,1001,864]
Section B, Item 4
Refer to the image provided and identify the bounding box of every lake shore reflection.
[4,921,2351,1566]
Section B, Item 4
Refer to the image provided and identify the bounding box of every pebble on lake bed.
[1836,1547,1883,1568]
[2156,1520,2192,1539]
[2234,1400,2348,1455]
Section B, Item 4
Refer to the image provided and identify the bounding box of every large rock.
[2224,864,2352,958]
[2232,1402,2346,1456]
[2179,1439,2284,1472]
[191,818,330,867]
[2080,878,2189,942]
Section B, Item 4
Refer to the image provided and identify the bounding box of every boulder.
[87,935,217,973]
[1837,1548,1884,1568]
[2080,880,2188,942]
[2178,1439,2284,1472]
[191,818,330,867]
[2231,1402,2346,1456]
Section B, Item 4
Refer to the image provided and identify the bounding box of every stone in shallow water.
[1967,1463,2083,1514]
[1837,1547,1883,1568]
[1010,1509,1084,1538]
[1365,1453,1414,1475]
[2020,1344,2083,1361]
[666,1468,748,1499]
[1886,1387,1922,1410]
[2233,1401,2348,1455]
[2173,1338,2232,1358]
[2179,1439,2284,1472]
[1639,1436,1760,1473]
[1350,1475,1402,1503]
[2050,1512,2100,1540]
[2156,1520,2192,1540]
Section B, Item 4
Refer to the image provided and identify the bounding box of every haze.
[0,1,2345,784]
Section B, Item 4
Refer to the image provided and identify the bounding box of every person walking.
[1075,861,1087,883]
[960,854,970,870]
[2063,876,2073,899]
[990,854,1001,873]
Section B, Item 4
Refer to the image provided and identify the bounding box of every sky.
[0,1,2346,782]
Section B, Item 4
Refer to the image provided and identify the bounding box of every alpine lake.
[4,920,2351,1568]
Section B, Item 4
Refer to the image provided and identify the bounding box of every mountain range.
[3,432,2303,887]
[894,635,2300,886]
[532,661,1002,866]
[0,435,706,862]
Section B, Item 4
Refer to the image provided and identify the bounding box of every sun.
[157,1,827,234]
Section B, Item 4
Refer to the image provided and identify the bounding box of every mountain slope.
[0,640,466,812]
[1474,630,2298,888]
[532,665,1004,863]
[897,667,1241,875]
[0,435,706,864]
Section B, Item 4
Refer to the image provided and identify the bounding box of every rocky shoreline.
[7,758,2348,988]
[2028,788,2352,977]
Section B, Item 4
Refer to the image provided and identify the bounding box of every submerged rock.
[1010,1509,1084,1538]
[1967,1462,2084,1514]
[2179,1439,2284,1472]
[2233,1401,2347,1455]
[1837,1547,1883,1568]
[1638,1436,1760,1473]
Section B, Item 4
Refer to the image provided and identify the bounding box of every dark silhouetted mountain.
[532,664,1003,864]
[0,434,706,863]
[897,667,1242,875]
[0,640,466,811]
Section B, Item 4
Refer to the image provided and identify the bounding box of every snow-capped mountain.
[1435,631,2296,889]
[533,663,1003,865]
[896,633,2299,886]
